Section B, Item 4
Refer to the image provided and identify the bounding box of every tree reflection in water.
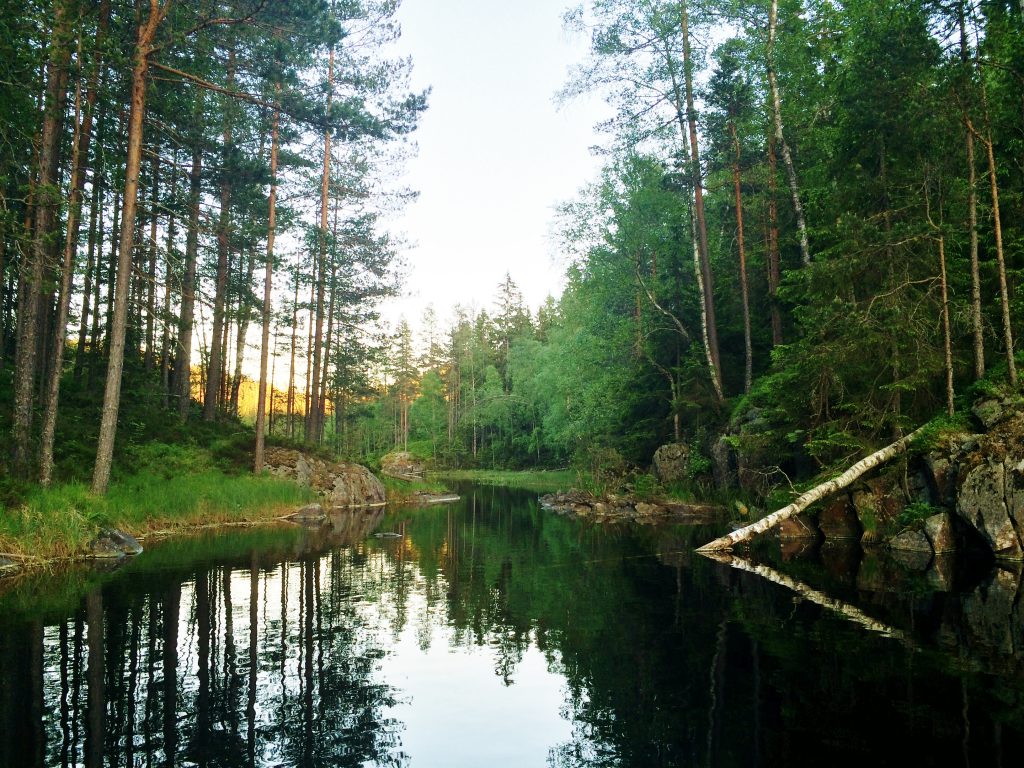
[1,487,1024,766]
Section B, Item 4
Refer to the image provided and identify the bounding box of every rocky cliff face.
[264,447,386,507]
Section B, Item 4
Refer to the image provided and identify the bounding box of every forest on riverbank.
[1,0,1023,509]
[339,0,1024,487]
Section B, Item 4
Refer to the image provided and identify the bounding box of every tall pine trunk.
[229,251,255,415]
[92,0,168,495]
[144,152,160,372]
[41,2,111,485]
[161,153,177,406]
[13,1,73,477]
[175,116,203,419]
[204,51,236,421]
[958,8,984,379]
[75,98,105,379]
[253,104,278,472]
[307,42,335,443]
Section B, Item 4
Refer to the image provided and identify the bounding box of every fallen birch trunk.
[697,425,926,552]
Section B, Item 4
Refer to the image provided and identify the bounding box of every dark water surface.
[2,484,1024,767]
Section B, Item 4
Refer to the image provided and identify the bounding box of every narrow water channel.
[1,484,1022,766]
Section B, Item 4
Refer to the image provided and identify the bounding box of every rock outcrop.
[380,451,425,480]
[264,447,386,507]
[923,398,1024,560]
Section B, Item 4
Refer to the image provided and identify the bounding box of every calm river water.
[1,484,1023,767]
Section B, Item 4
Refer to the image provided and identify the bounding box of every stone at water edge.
[777,513,819,540]
[818,496,861,540]
[957,458,1023,559]
[924,512,957,553]
[87,528,143,559]
[888,528,933,553]
[289,503,326,522]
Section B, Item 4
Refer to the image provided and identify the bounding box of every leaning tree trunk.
[92,0,168,495]
[966,105,1016,387]
[697,425,925,551]
[766,0,811,267]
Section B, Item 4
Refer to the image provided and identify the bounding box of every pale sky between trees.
[383,0,609,329]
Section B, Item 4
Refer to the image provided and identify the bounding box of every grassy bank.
[0,462,313,563]
[433,469,577,494]
[380,474,449,504]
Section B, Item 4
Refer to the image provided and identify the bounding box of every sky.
[380,0,609,331]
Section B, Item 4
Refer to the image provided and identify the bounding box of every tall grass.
[0,468,313,560]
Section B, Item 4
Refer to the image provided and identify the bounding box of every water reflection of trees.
[5,490,1024,767]
[0,511,409,767]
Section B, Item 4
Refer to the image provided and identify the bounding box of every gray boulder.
[653,443,689,484]
[956,458,1023,559]
[265,447,386,507]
